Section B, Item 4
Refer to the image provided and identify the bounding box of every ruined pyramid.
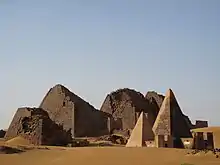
[152,89,192,139]
[126,111,154,147]
[100,88,157,135]
[39,84,109,137]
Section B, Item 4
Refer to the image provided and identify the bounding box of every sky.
[0,0,220,129]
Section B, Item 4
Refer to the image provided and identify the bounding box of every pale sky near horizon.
[0,0,220,129]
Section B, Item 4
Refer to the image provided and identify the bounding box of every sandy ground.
[0,138,5,145]
[0,146,220,165]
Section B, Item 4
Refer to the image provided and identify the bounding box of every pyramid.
[152,89,192,138]
[126,112,154,147]
[100,88,157,133]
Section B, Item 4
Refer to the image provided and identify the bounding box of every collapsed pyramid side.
[5,107,72,145]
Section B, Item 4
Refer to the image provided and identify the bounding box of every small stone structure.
[5,107,72,145]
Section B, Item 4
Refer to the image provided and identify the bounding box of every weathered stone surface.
[153,89,192,138]
[145,91,164,109]
[39,84,109,137]
[100,88,156,134]
[0,130,6,138]
[5,107,32,140]
[5,107,72,145]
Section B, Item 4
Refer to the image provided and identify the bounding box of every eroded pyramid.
[152,89,192,139]
[126,112,154,147]
[39,84,109,137]
[100,88,157,136]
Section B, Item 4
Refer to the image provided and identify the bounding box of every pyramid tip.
[165,88,174,98]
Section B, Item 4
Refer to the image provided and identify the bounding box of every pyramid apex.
[165,88,174,98]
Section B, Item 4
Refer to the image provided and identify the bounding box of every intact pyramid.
[126,111,154,147]
[152,89,192,138]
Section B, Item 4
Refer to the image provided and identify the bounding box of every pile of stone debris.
[188,148,220,158]
[96,134,128,145]
[67,138,90,147]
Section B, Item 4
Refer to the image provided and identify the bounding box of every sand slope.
[0,147,220,165]
[5,136,31,146]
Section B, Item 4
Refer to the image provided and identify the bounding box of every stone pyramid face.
[152,89,192,138]
[152,89,172,135]
[126,112,154,147]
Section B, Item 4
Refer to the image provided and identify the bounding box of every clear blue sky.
[0,0,220,129]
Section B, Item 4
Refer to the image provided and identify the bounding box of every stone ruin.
[4,84,209,147]
[5,107,72,145]
[39,84,109,137]
[5,84,111,146]
[100,88,158,136]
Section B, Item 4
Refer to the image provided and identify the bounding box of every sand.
[0,138,5,146]
[0,146,220,165]
[5,136,31,146]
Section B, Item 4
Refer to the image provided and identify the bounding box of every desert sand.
[0,145,220,165]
